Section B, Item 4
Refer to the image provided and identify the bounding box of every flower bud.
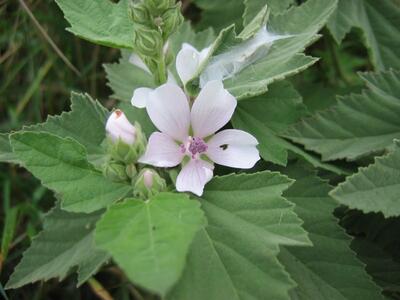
[125,163,138,179]
[134,169,166,199]
[130,2,151,25]
[103,161,128,182]
[106,110,136,145]
[144,0,175,14]
[161,4,183,39]
[133,25,163,57]
[106,111,147,164]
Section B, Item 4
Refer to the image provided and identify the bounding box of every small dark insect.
[220,144,229,150]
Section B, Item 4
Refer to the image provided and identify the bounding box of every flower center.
[181,137,208,159]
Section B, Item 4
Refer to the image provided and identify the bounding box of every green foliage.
[351,238,400,297]
[0,134,16,163]
[277,164,384,300]
[55,0,134,48]
[224,0,338,99]
[6,206,108,289]
[285,70,400,161]
[232,81,345,174]
[25,93,109,166]
[10,132,131,213]
[95,193,206,296]
[243,0,295,26]
[331,141,400,217]
[104,50,155,103]
[328,0,400,70]
[169,171,311,300]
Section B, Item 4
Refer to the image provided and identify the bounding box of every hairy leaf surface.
[10,132,131,213]
[285,70,400,161]
[6,206,108,289]
[277,164,384,300]
[95,193,206,296]
[331,141,400,217]
[168,171,311,300]
[328,0,400,70]
[55,0,134,48]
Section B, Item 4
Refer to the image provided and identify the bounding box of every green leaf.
[232,81,346,174]
[168,171,311,300]
[169,22,216,56]
[10,132,131,213]
[243,0,295,26]
[327,0,400,71]
[95,193,206,296]
[55,0,134,48]
[285,70,400,161]
[276,164,384,300]
[351,238,400,297]
[26,92,109,166]
[104,50,155,103]
[6,206,109,289]
[192,0,244,31]
[224,0,337,99]
[0,134,17,163]
[330,141,400,218]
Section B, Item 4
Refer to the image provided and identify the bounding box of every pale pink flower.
[131,43,210,108]
[139,80,260,196]
[106,110,136,145]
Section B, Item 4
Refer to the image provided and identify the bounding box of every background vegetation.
[1,0,395,299]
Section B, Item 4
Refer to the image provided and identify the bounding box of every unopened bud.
[130,2,150,25]
[106,110,136,145]
[133,25,163,57]
[106,111,147,164]
[126,163,138,179]
[103,161,128,182]
[161,4,183,39]
[144,0,175,14]
[134,169,166,199]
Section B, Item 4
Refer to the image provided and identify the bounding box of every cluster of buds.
[130,0,183,83]
[103,110,166,199]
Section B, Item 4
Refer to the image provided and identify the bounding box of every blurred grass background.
[0,0,370,299]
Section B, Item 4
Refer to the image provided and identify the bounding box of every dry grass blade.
[17,0,81,76]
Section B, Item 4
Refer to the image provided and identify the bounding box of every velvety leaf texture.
[10,132,131,213]
[6,206,108,289]
[277,164,384,300]
[330,141,400,217]
[0,133,17,163]
[223,0,338,99]
[168,171,311,300]
[55,0,134,48]
[95,193,206,296]
[328,0,400,70]
[243,0,295,26]
[232,81,345,174]
[25,92,109,166]
[285,70,400,161]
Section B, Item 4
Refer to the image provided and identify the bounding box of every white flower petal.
[191,80,237,138]
[176,159,214,196]
[167,70,178,85]
[176,43,202,84]
[129,53,151,74]
[106,110,136,144]
[139,132,184,167]
[146,83,191,142]
[131,87,153,108]
[207,129,260,169]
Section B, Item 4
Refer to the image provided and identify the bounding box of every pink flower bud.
[143,169,154,189]
[106,110,136,145]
